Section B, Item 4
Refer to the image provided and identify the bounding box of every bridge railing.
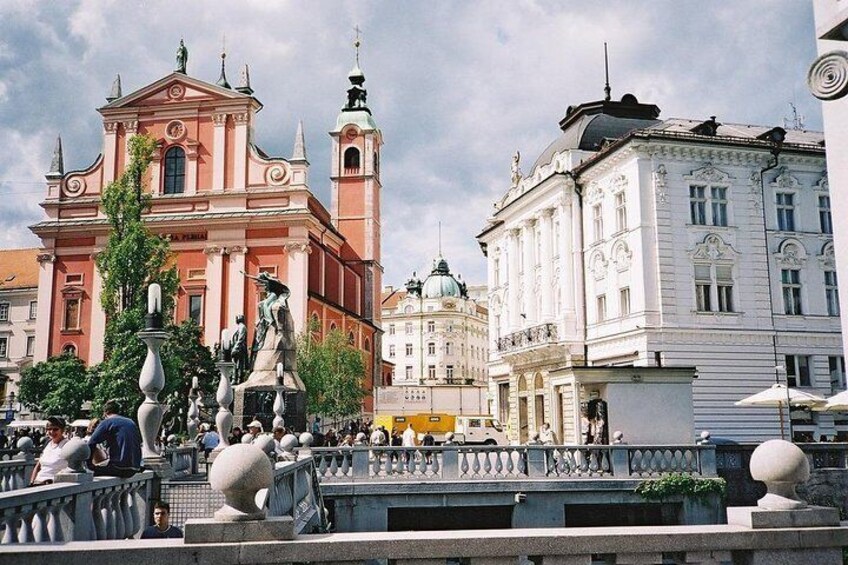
[0,471,154,544]
[266,457,327,534]
[0,456,35,493]
[309,444,716,482]
[164,446,198,479]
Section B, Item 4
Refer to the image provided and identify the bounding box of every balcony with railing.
[496,322,558,354]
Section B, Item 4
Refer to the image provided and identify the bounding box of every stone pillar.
[285,240,310,334]
[507,228,521,331]
[212,113,227,192]
[522,218,537,324]
[88,251,106,364]
[232,112,249,190]
[102,121,119,183]
[539,208,554,321]
[228,245,248,322]
[204,245,226,346]
[34,252,55,362]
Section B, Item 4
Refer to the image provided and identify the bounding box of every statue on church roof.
[511,150,523,187]
[176,39,188,74]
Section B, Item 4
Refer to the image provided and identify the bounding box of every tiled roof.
[381,288,406,309]
[0,248,40,290]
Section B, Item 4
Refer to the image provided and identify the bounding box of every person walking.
[140,501,183,539]
[30,416,69,485]
[421,430,435,464]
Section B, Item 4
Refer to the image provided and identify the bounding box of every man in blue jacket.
[87,399,142,477]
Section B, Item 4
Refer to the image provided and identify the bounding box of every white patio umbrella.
[815,390,848,412]
[735,384,825,440]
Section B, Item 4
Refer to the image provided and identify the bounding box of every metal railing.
[309,444,716,482]
[496,322,558,353]
[0,471,154,544]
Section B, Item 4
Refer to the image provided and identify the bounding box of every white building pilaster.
[122,120,138,172]
[212,113,227,191]
[33,252,55,362]
[227,246,248,324]
[522,218,537,324]
[204,245,226,345]
[103,122,119,184]
[285,240,311,334]
[539,208,554,321]
[507,228,521,330]
[233,112,249,190]
[88,249,106,364]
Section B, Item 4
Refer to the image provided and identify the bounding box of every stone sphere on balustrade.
[16,436,33,452]
[750,439,810,510]
[209,443,273,521]
[241,433,255,444]
[298,432,314,447]
[279,434,298,452]
[61,437,91,473]
[253,434,276,456]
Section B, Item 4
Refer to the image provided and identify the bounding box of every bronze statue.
[230,314,248,384]
[176,39,188,74]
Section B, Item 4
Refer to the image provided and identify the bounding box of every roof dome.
[419,256,467,299]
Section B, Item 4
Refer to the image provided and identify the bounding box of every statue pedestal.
[233,384,307,433]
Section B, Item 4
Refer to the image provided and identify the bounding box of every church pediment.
[100,73,255,111]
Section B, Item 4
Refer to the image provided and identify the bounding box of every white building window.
[782,269,802,315]
[710,187,728,227]
[389,345,396,358]
[427,320,435,333]
[405,343,413,356]
[695,263,734,313]
[829,356,846,394]
[428,365,436,379]
[388,324,395,336]
[592,204,603,241]
[28,301,37,320]
[427,342,435,355]
[826,270,840,316]
[776,193,796,232]
[405,322,413,335]
[690,186,707,225]
[619,287,630,317]
[447,323,454,333]
[63,297,81,330]
[405,366,413,379]
[0,337,6,359]
[785,354,811,387]
[819,195,833,235]
[446,365,454,380]
[493,258,500,286]
[188,295,203,325]
[26,335,35,357]
[596,294,606,322]
[614,192,627,232]
[445,342,453,355]
[0,303,8,322]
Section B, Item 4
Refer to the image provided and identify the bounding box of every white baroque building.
[381,257,488,387]
[478,93,844,443]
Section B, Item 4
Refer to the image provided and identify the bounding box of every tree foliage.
[18,353,94,419]
[296,323,367,421]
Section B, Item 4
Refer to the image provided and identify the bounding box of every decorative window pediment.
[773,166,800,189]
[690,234,738,261]
[775,239,808,268]
[819,242,836,270]
[608,173,628,194]
[687,163,732,184]
[815,172,829,192]
[586,181,604,205]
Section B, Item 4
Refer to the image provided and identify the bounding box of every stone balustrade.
[0,458,34,493]
[2,522,847,564]
[310,444,716,482]
[266,457,327,533]
[0,471,154,544]
[0,450,20,463]
[164,446,198,479]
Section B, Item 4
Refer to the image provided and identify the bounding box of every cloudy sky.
[0,1,821,287]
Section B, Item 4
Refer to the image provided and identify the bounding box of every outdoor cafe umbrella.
[815,389,848,412]
[735,384,825,440]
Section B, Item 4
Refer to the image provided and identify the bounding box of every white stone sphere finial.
[60,438,92,474]
[749,439,810,510]
[209,444,273,521]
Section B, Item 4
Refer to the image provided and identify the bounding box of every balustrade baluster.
[113,490,126,540]
[32,506,49,542]
[494,452,504,475]
[105,490,117,540]
[460,452,469,476]
[471,451,481,476]
[128,485,141,536]
[328,453,339,477]
[18,510,34,543]
[505,450,515,474]
[47,503,64,542]
[340,451,350,476]
[483,451,493,475]
[2,515,18,544]
[393,451,404,475]
[92,494,105,540]
[120,489,133,538]
[431,451,440,475]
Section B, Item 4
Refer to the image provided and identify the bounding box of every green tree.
[18,353,94,419]
[161,320,219,434]
[91,134,180,415]
[296,323,367,421]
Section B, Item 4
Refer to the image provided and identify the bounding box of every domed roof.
[420,256,467,299]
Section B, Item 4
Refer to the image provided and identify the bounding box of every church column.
[204,245,226,346]
[103,122,119,184]
[88,247,107,364]
[34,252,56,362]
[507,228,521,331]
[522,218,537,324]
[232,112,249,190]
[539,208,554,321]
[228,246,248,323]
[285,240,311,335]
[212,113,227,191]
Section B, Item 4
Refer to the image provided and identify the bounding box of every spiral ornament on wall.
[63,176,86,197]
[808,50,848,100]
[265,163,290,186]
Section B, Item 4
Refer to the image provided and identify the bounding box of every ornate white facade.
[479,95,844,443]
[381,257,488,387]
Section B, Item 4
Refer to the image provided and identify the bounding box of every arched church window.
[164,146,186,194]
[62,343,77,357]
[343,147,360,172]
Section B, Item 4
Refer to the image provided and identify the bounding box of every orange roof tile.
[0,248,40,290]
[381,288,407,309]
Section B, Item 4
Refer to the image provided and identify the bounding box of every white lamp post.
[213,328,234,455]
[273,362,286,430]
[137,283,168,468]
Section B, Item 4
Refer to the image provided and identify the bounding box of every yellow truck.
[374,413,508,445]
